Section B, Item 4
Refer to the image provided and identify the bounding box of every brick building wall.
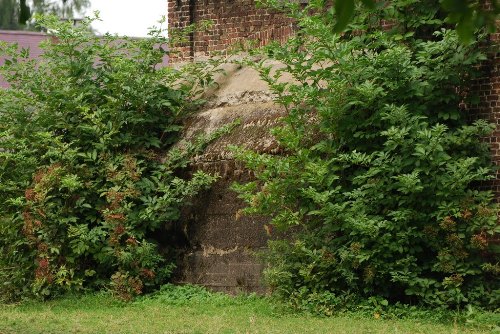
[469,31,500,201]
[167,0,296,58]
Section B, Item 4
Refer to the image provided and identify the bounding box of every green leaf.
[333,0,355,33]
[360,0,375,9]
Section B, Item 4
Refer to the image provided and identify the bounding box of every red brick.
[168,0,296,59]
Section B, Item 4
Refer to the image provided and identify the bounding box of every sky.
[84,0,168,37]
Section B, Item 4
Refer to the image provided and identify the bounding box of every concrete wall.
[174,64,286,293]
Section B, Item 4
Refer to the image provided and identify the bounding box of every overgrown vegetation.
[234,0,499,310]
[315,0,499,43]
[0,15,224,301]
[0,0,498,317]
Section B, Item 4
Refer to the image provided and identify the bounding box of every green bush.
[234,0,499,309]
[0,15,221,301]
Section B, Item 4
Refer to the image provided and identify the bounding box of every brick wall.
[469,31,500,201]
[167,0,296,59]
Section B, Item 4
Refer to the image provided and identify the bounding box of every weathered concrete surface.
[174,62,286,293]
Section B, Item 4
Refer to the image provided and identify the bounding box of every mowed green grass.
[0,288,498,334]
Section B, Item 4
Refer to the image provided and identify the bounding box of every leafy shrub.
[234,0,499,309]
[0,15,222,301]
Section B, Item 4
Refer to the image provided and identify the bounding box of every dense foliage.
[306,0,499,42]
[0,16,222,301]
[234,0,499,310]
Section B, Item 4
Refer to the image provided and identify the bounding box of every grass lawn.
[0,286,498,334]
